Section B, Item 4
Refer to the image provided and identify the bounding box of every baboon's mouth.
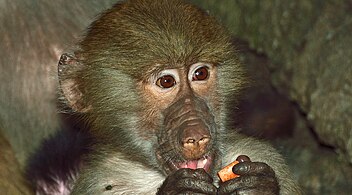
[162,154,213,174]
[177,155,212,172]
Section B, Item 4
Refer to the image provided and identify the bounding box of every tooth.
[196,161,202,169]
[197,158,207,169]
[203,158,207,165]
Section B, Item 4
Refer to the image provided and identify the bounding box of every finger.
[235,184,279,195]
[193,168,214,183]
[171,168,213,183]
[175,178,217,194]
[218,175,258,194]
[172,168,195,179]
[218,175,278,194]
[221,186,278,195]
[236,155,251,163]
[232,162,276,177]
[222,187,263,195]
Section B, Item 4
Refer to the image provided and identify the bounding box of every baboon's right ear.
[58,53,90,112]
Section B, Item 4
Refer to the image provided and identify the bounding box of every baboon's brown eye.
[192,66,209,81]
[156,75,176,88]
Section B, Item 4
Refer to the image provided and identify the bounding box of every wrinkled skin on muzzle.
[156,95,218,174]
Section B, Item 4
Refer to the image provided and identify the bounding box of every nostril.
[183,138,197,150]
[199,137,210,145]
[182,135,211,149]
[185,138,196,144]
[180,126,211,159]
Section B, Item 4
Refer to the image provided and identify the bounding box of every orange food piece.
[217,160,240,182]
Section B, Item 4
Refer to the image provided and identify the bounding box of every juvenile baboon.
[28,0,301,194]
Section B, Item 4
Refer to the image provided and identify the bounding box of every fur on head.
[59,0,245,173]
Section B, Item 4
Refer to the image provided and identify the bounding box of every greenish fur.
[59,0,301,194]
[63,0,246,151]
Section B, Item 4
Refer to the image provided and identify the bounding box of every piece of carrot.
[217,160,240,182]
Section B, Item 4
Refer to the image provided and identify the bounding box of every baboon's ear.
[58,53,90,112]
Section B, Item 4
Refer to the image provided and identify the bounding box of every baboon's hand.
[157,168,217,195]
[218,161,279,195]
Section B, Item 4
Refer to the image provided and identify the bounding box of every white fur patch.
[72,152,165,194]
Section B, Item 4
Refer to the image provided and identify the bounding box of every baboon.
[27,0,301,194]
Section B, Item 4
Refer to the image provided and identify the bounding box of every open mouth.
[177,155,212,172]
[162,154,213,174]
[156,147,215,174]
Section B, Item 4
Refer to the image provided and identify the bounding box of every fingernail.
[232,164,249,174]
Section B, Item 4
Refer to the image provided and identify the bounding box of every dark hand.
[157,168,217,195]
[218,155,279,195]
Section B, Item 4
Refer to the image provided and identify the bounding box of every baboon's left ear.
[58,53,91,112]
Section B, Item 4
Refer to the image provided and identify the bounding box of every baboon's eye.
[156,75,176,88]
[192,66,209,81]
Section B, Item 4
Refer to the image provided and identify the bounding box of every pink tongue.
[186,160,198,169]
